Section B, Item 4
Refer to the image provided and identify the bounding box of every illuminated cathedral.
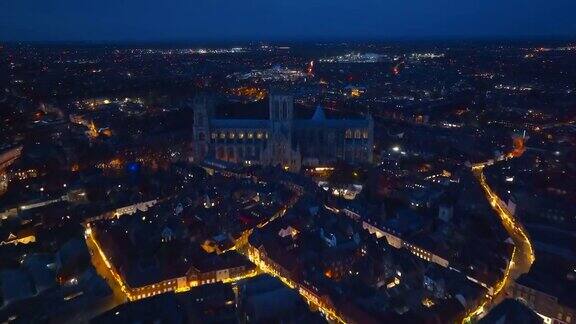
[192,93,373,172]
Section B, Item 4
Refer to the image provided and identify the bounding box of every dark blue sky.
[1,0,575,42]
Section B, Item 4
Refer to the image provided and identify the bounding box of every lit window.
[256,132,263,139]
[238,132,245,139]
[247,132,254,139]
[354,129,361,139]
[219,132,226,139]
[345,129,352,139]
[211,133,217,139]
[229,132,235,139]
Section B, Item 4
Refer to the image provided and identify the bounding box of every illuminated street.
[464,161,535,322]
[243,250,347,324]
[233,182,349,323]
[85,227,132,303]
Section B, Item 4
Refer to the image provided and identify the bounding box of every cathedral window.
[211,133,217,140]
[229,132,235,139]
[345,129,352,139]
[247,132,254,139]
[238,132,245,139]
[354,129,361,139]
[273,101,280,119]
[282,101,288,119]
[217,147,225,160]
[362,130,369,139]
[196,114,204,125]
[219,132,226,139]
[256,132,263,139]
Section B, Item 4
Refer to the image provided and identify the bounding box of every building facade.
[0,145,23,196]
[192,94,374,172]
[510,281,574,324]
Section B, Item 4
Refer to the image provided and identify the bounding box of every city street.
[464,163,535,322]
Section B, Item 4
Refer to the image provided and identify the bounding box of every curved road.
[464,161,535,322]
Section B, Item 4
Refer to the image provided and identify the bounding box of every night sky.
[1,0,576,42]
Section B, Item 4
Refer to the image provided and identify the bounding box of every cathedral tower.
[192,95,215,161]
[268,94,297,170]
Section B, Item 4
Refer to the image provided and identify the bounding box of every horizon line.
[2,35,576,46]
